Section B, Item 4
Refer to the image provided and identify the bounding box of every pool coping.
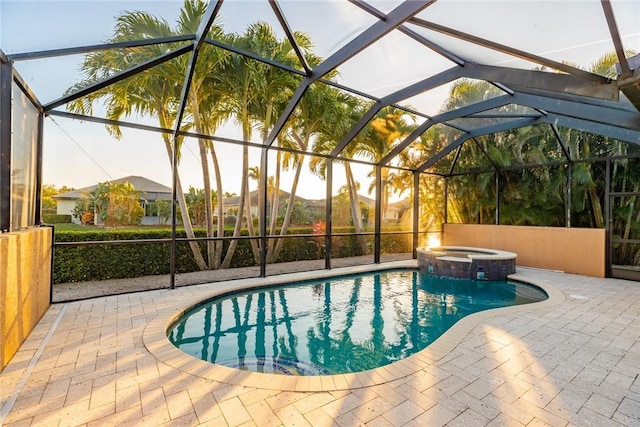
[142,261,565,392]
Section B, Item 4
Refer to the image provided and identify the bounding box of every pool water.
[168,270,547,376]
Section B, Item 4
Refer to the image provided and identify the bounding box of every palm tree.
[258,33,321,264]
[174,3,232,269]
[311,93,371,255]
[217,22,307,267]
[217,24,271,267]
[361,106,415,221]
[266,76,341,263]
[65,2,215,269]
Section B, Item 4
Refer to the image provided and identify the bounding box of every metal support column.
[0,54,12,232]
[259,148,268,277]
[34,111,44,225]
[443,177,448,225]
[325,159,333,270]
[567,162,573,227]
[604,159,611,277]
[47,224,55,304]
[550,124,572,227]
[169,134,178,289]
[412,171,419,258]
[495,171,500,225]
[374,166,382,263]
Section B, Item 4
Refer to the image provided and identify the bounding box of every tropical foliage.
[89,181,144,227]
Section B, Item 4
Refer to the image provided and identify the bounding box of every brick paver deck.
[2,262,639,426]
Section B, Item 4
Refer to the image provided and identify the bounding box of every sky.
[1,0,639,200]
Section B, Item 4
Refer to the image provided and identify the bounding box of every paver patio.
[1,263,639,426]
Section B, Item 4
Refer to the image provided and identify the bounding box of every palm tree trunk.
[190,97,216,268]
[345,162,369,255]
[222,145,249,269]
[197,139,216,266]
[588,182,604,228]
[210,147,224,269]
[621,194,636,261]
[266,150,282,259]
[268,153,303,263]
[245,178,260,263]
[381,168,389,222]
[159,116,207,270]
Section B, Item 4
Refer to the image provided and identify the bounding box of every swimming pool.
[168,269,547,376]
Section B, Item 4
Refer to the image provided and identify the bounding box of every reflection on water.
[168,270,547,375]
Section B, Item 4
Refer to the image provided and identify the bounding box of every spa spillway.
[417,246,517,280]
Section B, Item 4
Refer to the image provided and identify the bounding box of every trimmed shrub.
[43,214,72,224]
[53,227,413,283]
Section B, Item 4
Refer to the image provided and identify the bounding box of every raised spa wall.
[417,246,516,280]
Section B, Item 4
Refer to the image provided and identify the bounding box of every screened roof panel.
[46,54,192,125]
[215,1,317,74]
[333,29,456,99]
[403,23,547,71]
[610,0,640,53]
[398,85,452,117]
[415,0,618,72]
[12,55,90,105]
[276,1,380,60]
[216,1,285,38]
[552,126,640,161]
[297,84,373,157]
[395,123,466,171]
[364,1,405,15]
[336,106,423,162]
[280,81,337,153]
[424,146,458,175]
[514,125,570,164]
[450,138,495,175]
[0,1,183,53]
[435,78,509,115]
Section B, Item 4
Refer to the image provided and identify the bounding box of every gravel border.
[53,254,414,302]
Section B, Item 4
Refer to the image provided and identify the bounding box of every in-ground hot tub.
[417,246,517,280]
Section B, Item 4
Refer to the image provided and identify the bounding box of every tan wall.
[443,224,606,277]
[1,227,52,371]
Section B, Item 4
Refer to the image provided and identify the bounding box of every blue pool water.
[168,270,547,376]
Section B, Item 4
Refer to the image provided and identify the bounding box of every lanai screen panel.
[10,82,39,231]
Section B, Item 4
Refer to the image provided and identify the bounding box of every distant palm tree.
[361,106,415,220]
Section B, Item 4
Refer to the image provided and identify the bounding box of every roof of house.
[223,189,310,206]
[53,176,171,200]
[388,198,410,210]
[223,190,377,208]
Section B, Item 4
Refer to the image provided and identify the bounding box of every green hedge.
[53,227,412,283]
[43,214,72,224]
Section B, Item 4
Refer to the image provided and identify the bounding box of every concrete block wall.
[1,227,52,371]
[443,224,606,277]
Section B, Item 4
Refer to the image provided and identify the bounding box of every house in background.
[221,189,318,220]
[385,198,411,223]
[55,176,411,227]
[54,175,172,225]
